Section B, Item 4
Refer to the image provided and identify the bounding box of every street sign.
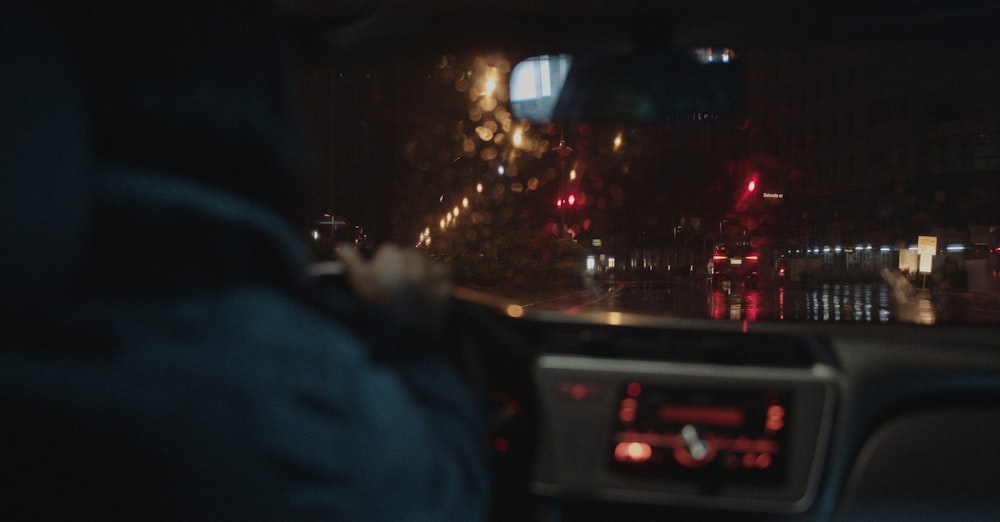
[917,236,937,257]
[917,236,937,274]
[899,249,917,273]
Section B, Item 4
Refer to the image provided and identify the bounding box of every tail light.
[745,254,759,262]
[712,254,728,263]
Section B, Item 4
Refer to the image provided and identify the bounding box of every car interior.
[3,1,1000,521]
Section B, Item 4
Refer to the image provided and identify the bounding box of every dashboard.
[480,306,1000,521]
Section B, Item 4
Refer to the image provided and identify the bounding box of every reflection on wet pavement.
[555,279,955,324]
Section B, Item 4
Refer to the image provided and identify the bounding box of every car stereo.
[531,353,837,513]
[610,385,792,485]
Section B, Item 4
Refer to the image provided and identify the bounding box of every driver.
[4,0,489,519]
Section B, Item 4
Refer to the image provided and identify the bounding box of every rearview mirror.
[510,48,744,123]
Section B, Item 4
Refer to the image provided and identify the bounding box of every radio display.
[610,383,793,486]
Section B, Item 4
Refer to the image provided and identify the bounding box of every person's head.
[55,0,318,223]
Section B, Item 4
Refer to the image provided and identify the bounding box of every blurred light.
[484,79,496,93]
[755,453,772,469]
[608,312,622,326]
[498,165,505,175]
[462,197,469,208]
[747,180,757,192]
[439,219,446,229]
[512,129,523,147]
[476,183,483,193]
[453,207,460,217]
[692,47,738,65]
[478,96,498,112]
[311,229,319,241]
[614,442,653,463]
[567,194,576,206]
[475,126,494,141]
[613,133,623,151]
[946,244,965,252]
[608,257,615,268]
[586,256,596,270]
[627,382,642,397]
[569,169,577,181]
[506,304,524,318]
[881,246,892,252]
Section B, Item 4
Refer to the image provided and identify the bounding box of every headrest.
[0,4,91,311]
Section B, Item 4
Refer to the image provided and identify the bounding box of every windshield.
[306,15,1000,326]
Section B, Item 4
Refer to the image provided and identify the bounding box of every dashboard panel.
[477,307,1000,521]
[531,354,837,513]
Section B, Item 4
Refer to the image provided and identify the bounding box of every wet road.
[537,280,898,323]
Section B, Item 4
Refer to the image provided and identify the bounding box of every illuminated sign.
[918,236,937,274]
[762,192,784,199]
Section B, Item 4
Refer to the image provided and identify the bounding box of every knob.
[673,424,717,468]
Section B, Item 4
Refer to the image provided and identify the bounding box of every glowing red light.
[569,383,588,401]
[493,437,510,452]
[766,403,786,432]
[626,382,642,397]
[658,404,745,427]
[712,254,728,263]
[614,442,652,463]
[747,180,757,192]
[745,254,759,262]
[755,453,773,469]
[619,397,637,423]
[567,194,576,205]
[556,198,563,208]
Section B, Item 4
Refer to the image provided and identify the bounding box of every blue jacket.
[1,170,490,521]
